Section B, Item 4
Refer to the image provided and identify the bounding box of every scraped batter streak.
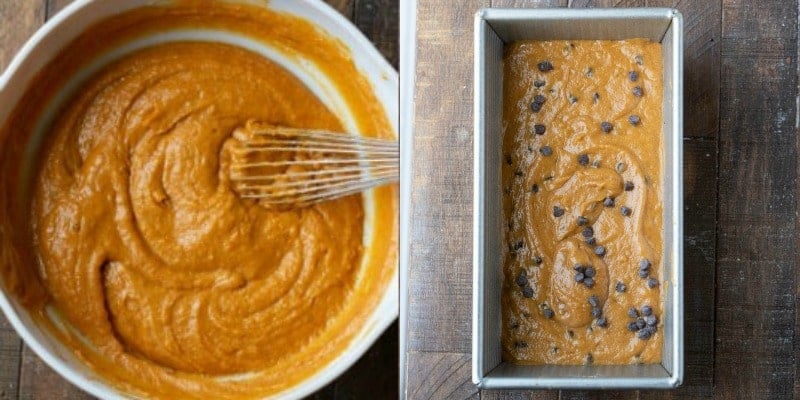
[0,3,396,399]
[501,40,664,365]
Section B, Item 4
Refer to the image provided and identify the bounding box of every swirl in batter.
[501,40,664,365]
[0,3,396,399]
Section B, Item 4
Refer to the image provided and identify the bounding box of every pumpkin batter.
[0,2,396,399]
[501,40,664,365]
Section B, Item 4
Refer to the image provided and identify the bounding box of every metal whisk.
[228,124,398,207]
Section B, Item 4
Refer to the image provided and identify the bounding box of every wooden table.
[0,1,398,399]
[403,0,799,399]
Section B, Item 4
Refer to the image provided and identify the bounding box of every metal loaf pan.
[472,8,683,389]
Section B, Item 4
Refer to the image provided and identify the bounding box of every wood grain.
[355,0,399,68]
[481,390,559,400]
[0,1,44,71]
[0,2,43,398]
[716,0,798,399]
[17,347,92,400]
[406,352,478,400]
[406,0,486,357]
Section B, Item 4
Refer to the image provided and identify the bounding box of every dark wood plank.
[716,0,798,398]
[492,0,567,6]
[642,1,720,399]
[0,0,45,70]
[355,0,398,69]
[481,390,558,400]
[0,1,46,398]
[0,318,21,400]
[18,347,92,400]
[44,0,69,17]
[326,0,355,18]
[406,351,478,400]
[327,322,398,400]
[568,0,642,7]
[560,393,641,400]
[406,0,487,355]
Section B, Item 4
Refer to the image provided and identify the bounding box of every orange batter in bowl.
[0,3,395,399]
[501,39,664,365]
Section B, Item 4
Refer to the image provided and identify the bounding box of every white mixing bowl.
[0,1,398,399]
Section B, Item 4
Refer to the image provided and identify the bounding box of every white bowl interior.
[0,1,398,399]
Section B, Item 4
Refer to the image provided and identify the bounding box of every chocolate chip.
[646,315,657,326]
[633,86,643,97]
[553,206,564,217]
[641,305,653,316]
[531,184,539,193]
[538,61,554,72]
[639,259,651,271]
[578,153,589,166]
[522,285,534,298]
[647,277,659,288]
[573,264,585,272]
[582,226,594,238]
[638,269,650,278]
[616,281,627,293]
[586,353,594,364]
[636,317,646,330]
[577,216,589,226]
[516,270,528,287]
[616,162,626,173]
[505,154,513,165]
[514,169,523,177]
[591,307,602,318]
[534,94,546,105]
[540,146,553,156]
[628,307,638,318]
[597,317,608,328]
[531,101,543,112]
[534,124,546,135]
[629,70,639,82]
[585,266,596,278]
[513,240,524,250]
[585,237,596,245]
[621,206,632,216]
[624,181,635,191]
[637,326,655,340]
[533,256,543,265]
[543,307,555,319]
[569,94,578,104]
[534,79,546,88]
[583,277,595,288]
[601,121,613,133]
[588,295,599,307]
[603,197,615,207]
[575,272,585,282]
[593,92,600,104]
[594,246,606,257]
[628,322,639,332]
[629,115,641,126]
[568,330,575,338]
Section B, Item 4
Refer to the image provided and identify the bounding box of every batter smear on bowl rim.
[501,39,664,365]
